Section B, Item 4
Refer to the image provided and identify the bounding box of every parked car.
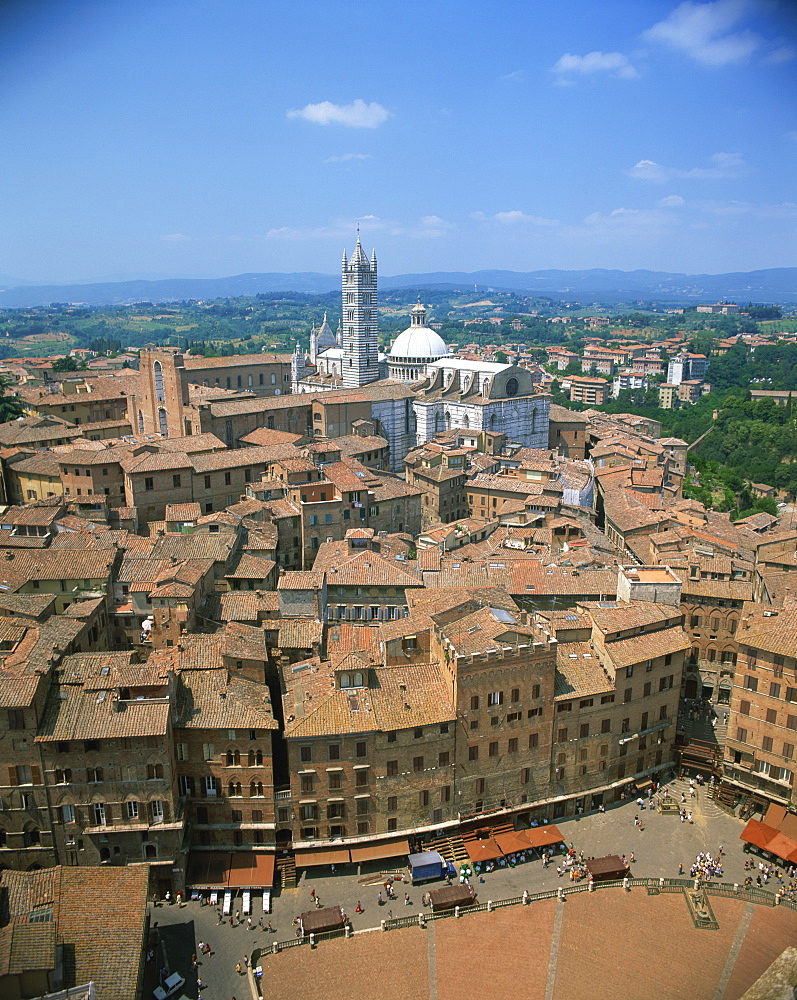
[153,972,186,1000]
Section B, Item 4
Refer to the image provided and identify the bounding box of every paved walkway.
[146,784,783,1000]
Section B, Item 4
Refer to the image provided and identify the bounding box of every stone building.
[413,359,549,450]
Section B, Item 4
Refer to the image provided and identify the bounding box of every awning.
[294,846,352,868]
[636,779,654,791]
[464,837,504,863]
[227,852,275,888]
[524,824,565,849]
[349,838,410,864]
[187,851,276,889]
[740,819,778,851]
[494,830,534,855]
[187,852,231,889]
[763,832,797,865]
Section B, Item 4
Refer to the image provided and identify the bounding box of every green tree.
[51,356,82,372]
[0,376,24,423]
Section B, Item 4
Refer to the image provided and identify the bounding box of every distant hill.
[1,267,795,308]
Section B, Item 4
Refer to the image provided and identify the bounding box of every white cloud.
[160,233,190,242]
[643,0,762,67]
[552,51,638,80]
[765,44,796,65]
[659,195,686,207]
[286,99,390,128]
[627,151,747,182]
[323,153,373,163]
[499,69,525,83]
[472,210,559,227]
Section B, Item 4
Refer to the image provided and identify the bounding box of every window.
[328,744,340,761]
[387,817,398,832]
[355,769,368,787]
[468,745,479,761]
[783,743,794,760]
[557,702,572,713]
[744,675,758,693]
[440,722,449,734]
[579,699,593,709]
[176,742,188,762]
[300,775,314,793]
[580,723,590,738]
[623,687,633,703]
[643,682,652,697]
[355,740,367,758]
[508,737,518,753]
[601,694,615,704]
[93,803,106,825]
[386,795,398,812]
[203,743,215,761]
[770,682,782,699]
[439,751,450,767]
[7,709,24,730]
[659,675,674,692]
[736,728,748,744]
[419,790,429,808]
[172,474,181,488]
[61,803,75,824]
[532,684,540,699]
[487,691,503,707]
[178,775,194,796]
[470,696,480,711]
[87,767,103,783]
[766,708,778,724]
[387,760,398,776]
[557,728,568,743]
[204,776,219,796]
[621,719,630,733]
[147,763,164,780]
[788,715,797,731]
[414,727,423,739]
[601,719,611,734]
[511,688,520,703]
[489,741,498,757]
[126,800,139,819]
[413,756,424,772]
[328,772,342,790]
[626,665,634,678]
[144,477,154,492]
[528,733,538,749]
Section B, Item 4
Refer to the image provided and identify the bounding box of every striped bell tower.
[341,237,380,388]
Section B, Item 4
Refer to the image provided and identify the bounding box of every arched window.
[147,763,164,780]
[462,414,469,428]
[100,846,111,861]
[445,411,451,429]
[254,749,262,766]
[158,407,168,437]
[250,780,263,797]
[153,361,165,403]
[144,843,158,859]
[226,749,240,767]
[353,672,364,687]
[137,410,144,434]
[248,374,253,387]
[228,781,241,797]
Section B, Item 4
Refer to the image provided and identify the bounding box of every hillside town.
[1,247,797,998]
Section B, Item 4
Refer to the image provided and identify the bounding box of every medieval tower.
[341,237,380,388]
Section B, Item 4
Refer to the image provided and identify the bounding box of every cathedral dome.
[389,301,447,360]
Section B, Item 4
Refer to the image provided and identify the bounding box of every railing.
[264,878,794,955]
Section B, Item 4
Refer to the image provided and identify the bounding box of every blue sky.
[0,0,795,284]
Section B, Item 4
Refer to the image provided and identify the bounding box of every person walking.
[355,901,363,913]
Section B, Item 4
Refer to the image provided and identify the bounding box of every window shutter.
[8,767,19,786]
[31,765,41,785]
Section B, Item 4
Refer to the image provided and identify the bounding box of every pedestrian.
[246,916,252,930]
[404,892,410,905]
[243,955,249,969]
[235,963,243,976]
[377,891,383,906]
[258,917,264,931]
[356,900,363,913]
[229,916,234,927]
[165,891,171,905]
[268,921,274,933]
[687,811,693,824]
[191,954,198,971]
[629,852,635,864]
[310,888,315,900]
[679,862,684,874]
[235,910,240,925]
